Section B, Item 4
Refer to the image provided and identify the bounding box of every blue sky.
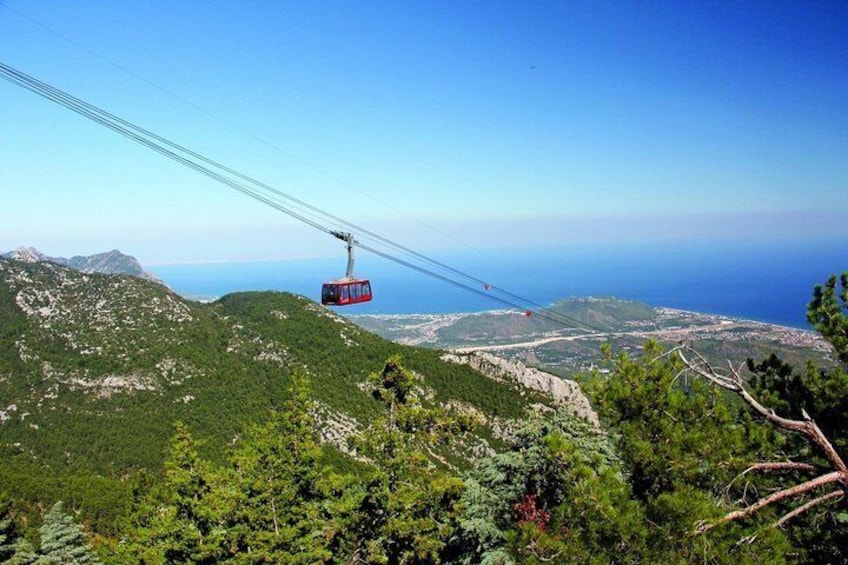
[1,1,846,264]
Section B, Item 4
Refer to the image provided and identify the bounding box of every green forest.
[1,269,847,563]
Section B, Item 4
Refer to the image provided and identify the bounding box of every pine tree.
[349,356,468,564]
[0,499,20,563]
[8,538,38,565]
[589,341,792,563]
[452,407,647,564]
[737,272,848,563]
[223,371,335,564]
[119,423,227,564]
[808,272,848,364]
[35,501,101,565]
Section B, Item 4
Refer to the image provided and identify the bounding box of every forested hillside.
[1,257,846,564]
[0,258,545,532]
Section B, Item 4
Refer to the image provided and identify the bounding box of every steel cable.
[0,60,600,332]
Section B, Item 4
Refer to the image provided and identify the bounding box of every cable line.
[356,242,595,330]
[0,63,337,232]
[2,2,513,269]
[0,60,599,332]
[1,5,576,320]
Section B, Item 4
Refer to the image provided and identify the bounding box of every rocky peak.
[7,246,45,263]
[2,246,159,281]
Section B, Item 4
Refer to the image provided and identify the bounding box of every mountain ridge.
[1,246,159,281]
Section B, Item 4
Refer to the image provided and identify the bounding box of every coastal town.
[351,299,833,377]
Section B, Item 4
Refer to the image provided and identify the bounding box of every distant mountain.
[1,246,159,281]
[2,246,46,263]
[0,257,570,531]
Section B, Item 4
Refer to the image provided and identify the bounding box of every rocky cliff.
[441,350,599,426]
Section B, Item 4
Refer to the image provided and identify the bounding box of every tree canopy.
[1,271,846,563]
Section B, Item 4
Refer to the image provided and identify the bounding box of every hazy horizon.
[2,2,845,268]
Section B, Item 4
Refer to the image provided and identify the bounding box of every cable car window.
[341,286,349,300]
[351,284,359,299]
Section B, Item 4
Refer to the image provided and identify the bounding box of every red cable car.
[322,279,372,306]
[321,231,373,306]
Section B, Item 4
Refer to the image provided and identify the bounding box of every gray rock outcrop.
[441,350,599,427]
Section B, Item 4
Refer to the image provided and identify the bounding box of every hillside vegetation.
[0,258,543,531]
[1,257,846,564]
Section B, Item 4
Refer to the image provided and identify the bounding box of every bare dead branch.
[740,461,819,477]
[525,543,563,563]
[726,462,817,503]
[774,490,844,529]
[697,471,844,534]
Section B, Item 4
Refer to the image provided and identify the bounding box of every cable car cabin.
[323,232,372,306]
[322,279,372,306]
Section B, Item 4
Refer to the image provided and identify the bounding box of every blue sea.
[151,238,847,330]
